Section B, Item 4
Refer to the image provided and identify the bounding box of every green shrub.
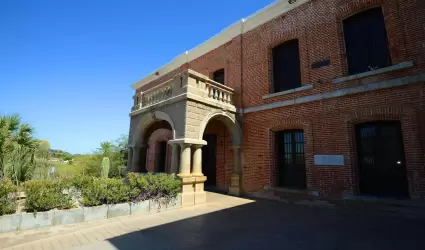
[80,178,129,206]
[0,180,18,215]
[80,178,107,207]
[127,173,180,202]
[105,178,130,204]
[24,179,73,212]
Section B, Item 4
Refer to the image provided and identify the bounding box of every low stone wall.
[0,195,181,233]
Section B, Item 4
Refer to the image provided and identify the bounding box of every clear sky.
[0,0,273,154]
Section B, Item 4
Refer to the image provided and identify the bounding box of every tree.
[0,114,37,179]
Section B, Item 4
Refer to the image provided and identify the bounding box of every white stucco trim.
[131,0,311,90]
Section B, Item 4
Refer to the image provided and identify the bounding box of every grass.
[52,162,84,177]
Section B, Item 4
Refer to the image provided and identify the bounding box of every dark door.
[156,141,167,173]
[202,134,217,186]
[356,121,409,198]
[276,130,306,189]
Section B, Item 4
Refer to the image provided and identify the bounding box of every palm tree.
[0,114,37,179]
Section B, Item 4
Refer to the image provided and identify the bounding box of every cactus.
[101,157,110,178]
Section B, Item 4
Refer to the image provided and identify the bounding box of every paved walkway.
[1,192,425,250]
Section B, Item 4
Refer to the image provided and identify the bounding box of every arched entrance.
[199,111,242,194]
[128,111,176,173]
[202,119,232,192]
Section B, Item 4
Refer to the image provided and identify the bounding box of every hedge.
[0,179,18,215]
[8,173,181,213]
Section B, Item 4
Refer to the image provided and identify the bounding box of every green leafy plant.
[105,178,130,204]
[127,173,180,203]
[24,179,73,212]
[101,157,110,178]
[0,179,17,215]
[79,178,107,206]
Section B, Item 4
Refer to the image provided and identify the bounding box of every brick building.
[127,0,425,205]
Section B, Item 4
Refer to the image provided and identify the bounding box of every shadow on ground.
[107,195,425,250]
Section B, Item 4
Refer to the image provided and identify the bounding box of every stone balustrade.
[131,69,235,114]
[205,80,233,104]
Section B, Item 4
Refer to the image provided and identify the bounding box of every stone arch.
[199,110,241,147]
[133,111,176,146]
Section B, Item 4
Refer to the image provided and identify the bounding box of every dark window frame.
[272,39,302,93]
[212,68,225,85]
[342,7,392,75]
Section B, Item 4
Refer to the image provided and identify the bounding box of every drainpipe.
[239,18,245,193]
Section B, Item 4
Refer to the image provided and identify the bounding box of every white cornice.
[131,0,311,90]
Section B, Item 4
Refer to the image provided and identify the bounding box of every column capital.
[232,145,241,150]
[192,144,204,149]
[168,138,207,146]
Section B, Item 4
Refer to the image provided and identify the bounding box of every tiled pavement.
[1,192,425,250]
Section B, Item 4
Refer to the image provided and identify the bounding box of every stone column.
[170,143,180,174]
[178,143,192,177]
[191,145,203,176]
[229,146,242,196]
[132,145,148,172]
[127,147,133,171]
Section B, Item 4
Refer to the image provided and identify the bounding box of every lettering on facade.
[314,155,344,166]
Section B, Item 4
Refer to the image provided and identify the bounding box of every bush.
[80,178,129,206]
[105,178,130,204]
[79,178,107,207]
[24,179,73,212]
[0,180,18,215]
[127,173,180,202]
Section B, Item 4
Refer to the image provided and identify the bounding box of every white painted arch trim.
[133,111,176,146]
[199,110,242,147]
[131,0,311,90]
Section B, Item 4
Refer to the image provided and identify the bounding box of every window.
[275,130,306,189]
[272,39,302,93]
[343,7,391,75]
[213,69,225,85]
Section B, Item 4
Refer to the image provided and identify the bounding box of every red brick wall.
[146,128,172,173]
[135,0,425,200]
[204,119,233,191]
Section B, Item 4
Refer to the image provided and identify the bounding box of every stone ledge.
[332,61,414,84]
[262,84,313,99]
[244,72,425,113]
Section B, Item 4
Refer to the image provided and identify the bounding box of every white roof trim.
[131,0,310,90]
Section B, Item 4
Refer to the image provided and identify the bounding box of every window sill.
[332,61,414,84]
[264,185,319,196]
[262,84,313,100]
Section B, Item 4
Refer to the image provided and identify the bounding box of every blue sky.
[0,0,273,154]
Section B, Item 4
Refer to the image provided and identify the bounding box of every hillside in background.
[50,149,73,160]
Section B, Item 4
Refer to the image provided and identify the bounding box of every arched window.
[343,7,391,75]
[272,39,302,93]
[213,68,225,85]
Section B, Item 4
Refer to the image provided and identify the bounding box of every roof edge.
[131,0,310,90]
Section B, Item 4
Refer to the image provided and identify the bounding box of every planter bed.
[0,194,181,233]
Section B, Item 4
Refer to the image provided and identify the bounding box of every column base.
[178,175,207,206]
[228,173,241,196]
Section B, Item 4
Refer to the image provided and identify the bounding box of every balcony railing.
[131,69,235,113]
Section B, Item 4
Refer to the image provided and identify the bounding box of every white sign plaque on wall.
[314,155,344,166]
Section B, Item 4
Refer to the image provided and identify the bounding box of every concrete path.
[1,192,425,250]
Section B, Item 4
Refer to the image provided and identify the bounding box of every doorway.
[202,134,217,187]
[156,141,167,173]
[355,121,409,198]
